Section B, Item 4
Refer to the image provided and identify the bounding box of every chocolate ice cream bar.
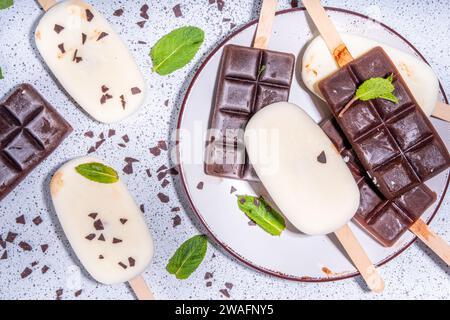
[0,84,72,201]
[205,44,295,180]
[321,119,436,247]
[318,47,450,199]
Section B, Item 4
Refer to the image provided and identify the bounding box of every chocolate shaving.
[172,215,181,227]
[140,11,149,20]
[93,219,104,231]
[100,95,107,104]
[128,257,136,267]
[230,23,236,29]
[98,255,104,260]
[85,9,94,22]
[113,9,124,17]
[157,192,169,203]
[157,140,168,151]
[136,21,146,28]
[74,290,82,297]
[88,212,98,219]
[112,238,122,244]
[122,135,129,143]
[85,234,96,241]
[118,262,127,269]
[225,282,233,290]
[56,288,63,300]
[41,244,49,253]
[108,129,116,137]
[21,267,32,279]
[54,24,64,34]
[172,4,182,17]
[58,43,65,54]
[122,163,133,175]
[1,251,7,260]
[217,0,225,11]
[87,146,95,154]
[196,182,204,190]
[168,167,179,176]
[157,165,168,172]
[120,95,126,109]
[206,281,212,287]
[219,289,230,298]
[18,241,32,251]
[157,171,167,181]
[204,272,213,280]
[131,87,141,95]
[248,220,257,226]
[101,85,109,93]
[6,232,17,243]
[41,265,50,274]
[84,131,94,138]
[317,151,327,164]
[95,139,105,149]
[99,132,104,139]
[33,216,43,226]
[120,218,128,225]
[161,179,170,188]
[149,146,161,156]
[31,261,39,267]
[146,169,152,177]
[118,143,126,148]
[97,32,109,41]
[290,0,299,8]
[16,215,25,224]
[171,207,180,212]
[98,234,105,241]
[140,204,145,213]
[82,33,87,45]
[72,50,82,63]
[137,40,147,44]
[164,100,169,107]
[125,157,139,163]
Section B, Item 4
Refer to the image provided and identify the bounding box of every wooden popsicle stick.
[409,219,450,265]
[335,224,385,293]
[253,0,278,49]
[37,0,57,11]
[432,101,450,122]
[128,275,155,300]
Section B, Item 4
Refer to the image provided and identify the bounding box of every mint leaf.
[355,74,398,103]
[0,0,13,10]
[237,195,286,236]
[166,235,208,280]
[0,67,3,80]
[258,65,266,78]
[151,26,204,75]
[75,162,119,183]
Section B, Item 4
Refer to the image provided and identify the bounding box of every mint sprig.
[0,0,13,10]
[237,195,286,236]
[75,162,119,183]
[339,74,398,117]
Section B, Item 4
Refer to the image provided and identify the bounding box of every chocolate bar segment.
[205,44,295,180]
[318,47,450,199]
[321,119,436,247]
[0,84,72,200]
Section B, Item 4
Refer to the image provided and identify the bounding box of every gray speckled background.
[0,0,449,300]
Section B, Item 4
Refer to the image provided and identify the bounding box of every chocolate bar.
[318,47,450,199]
[205,44,295,180]
[321,119,436,246]
[0,84,72,201]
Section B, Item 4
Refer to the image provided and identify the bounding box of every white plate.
[177,8,450,281]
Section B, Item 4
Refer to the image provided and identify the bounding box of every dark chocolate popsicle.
[318,47,450,199]
[321,118,436,247]
[205,44,295,180]
[0,84,72,201]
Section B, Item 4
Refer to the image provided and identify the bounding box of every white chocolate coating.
[50,157,154,284]
[35,0,146,123]
[244,102,360,235]
[302,34,439,117]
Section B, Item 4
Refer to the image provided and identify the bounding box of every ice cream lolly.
[321,119,436,246]
[244,102,360,235]
[205,44,295,181]
[302,34,439,117]
[318,47,450,199]
[35,0,146,123]
[50,157,154,285]
[0,84,72,201]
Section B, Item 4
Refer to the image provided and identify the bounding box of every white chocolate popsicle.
[35,0,146,123]
[302,33,439,116]
[50,157,154,285]
[244,102,360,235]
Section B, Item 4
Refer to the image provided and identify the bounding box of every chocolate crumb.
[1,251,7,260]
[18,241,32,251]
[140,204,145,213]
[230,186,236,194]
[97,32,109,41]
[54,24,64,33]
[157,171,167,181]
[225,282,233,290]
[157,165,168,172]
[140,11,149,20]
[88,212,98,219]
[157,192,169,203]
[85,9,94,22]
[21,267,32,279]
[87,146,96,154]
[206,281,212,287]
[136,21,146,28]
[164,99,169,107]
[85,234,96,241]
[149,146,161,157]
[56,288,63,300]
[219,289,230,298]
[84,131,94,138]
[122,135,129,143]
[120,95,126,109]
[41,244,49,253]
[122,163,133,175]
[171,207,180,212]
[101,85,109,93]
[108,129,116,137]
[98,255,104,260]
[99,132,104,139]
[172,4,182,17]
[113,8,124,17]
[32,216,43,226]
[120,218,128,225]
[157,140,168,151]
[93,219,104,231]
[41,265,50,274]
[98,234,105,241]
[196,182,204,190]
[172,215,181,227]
[146,169,152,177]
[317,151,327,164]
[230,23,236,29]
[131,87,141,95]
[161,179,170,188]
[57,43,65,54]
[204,272,213,280]
[118,262,127,269]
[82,33,87,45]
[128,257,136,267]
[6,232,17,243]
[217,0,225,11]
[74,290,82,297]
[16,215,26,225]
[137,40,147,44]
[31,261,38,267]
[95,139,105,149]
[118,143,126,148]
[112,238,122,244]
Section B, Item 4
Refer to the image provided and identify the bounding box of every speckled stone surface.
[0,0,449,300]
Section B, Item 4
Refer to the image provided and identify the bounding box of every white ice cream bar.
[35,0,146,123]
[302,33,439,117]
[244,102,360,235]
[50,157,154,284]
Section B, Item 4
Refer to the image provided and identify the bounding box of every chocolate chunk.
[21,267,32,279]
[98,132,104,139]
[206,281,212,287]
[140,4,149,13]
[54,24,64,34]
[85,9,94,22]
[120,95,126,109]
[161,179,170,188]
[157,140,168,151]
[41,265,50,274]
[87,146,96,154]
[93,219,104,231]
[85,234,96,241]
[32,216,43,225]
[101,85,109,93]
[136,21,146,28]
[225,282,233,289]
[157,171,167,181]
[84,131,94,138]
[1,251,7,260]
[118,262,127,269]
[122,135,129,143]
[57,43,65,54]
[157,165,168,172]
[40,244,49,253]
[172,4,182,17]
[217,0,225,11]
[95,139,105,149]
[88,212,98,219]
[108,129,116,137]
[157,192,169,203]
[120,218,128,225]
[139,204,145,213]
[168,167,179,176]
[140,11,149,20]
[131,87,141,95]
[230,23,236,29]
[98,255,104,260]
[146,169,152,177]
[317,151,327,164]
[98,233,105,241]
[171,207,180,212]
[118,143,126,148]
[164,99,169,107]
[219,289,230,298]
[149,146,161,156]
[196,182,204,190]
[112,238,122,244]
[172,215,181,227]
[97,32,109,41]
[18,241,32,251]
[125,157,139,163]
[122,163,133,175]
[100,95,107,104]
[6,232,17,243]
[128,257,136,267]
[31,261,38,267]
[74,290,82,297]
[82,33,87,45]
[204,272,213,280]
[113,9,124,17]
[230,186,236,194]
[16,215,26,224]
